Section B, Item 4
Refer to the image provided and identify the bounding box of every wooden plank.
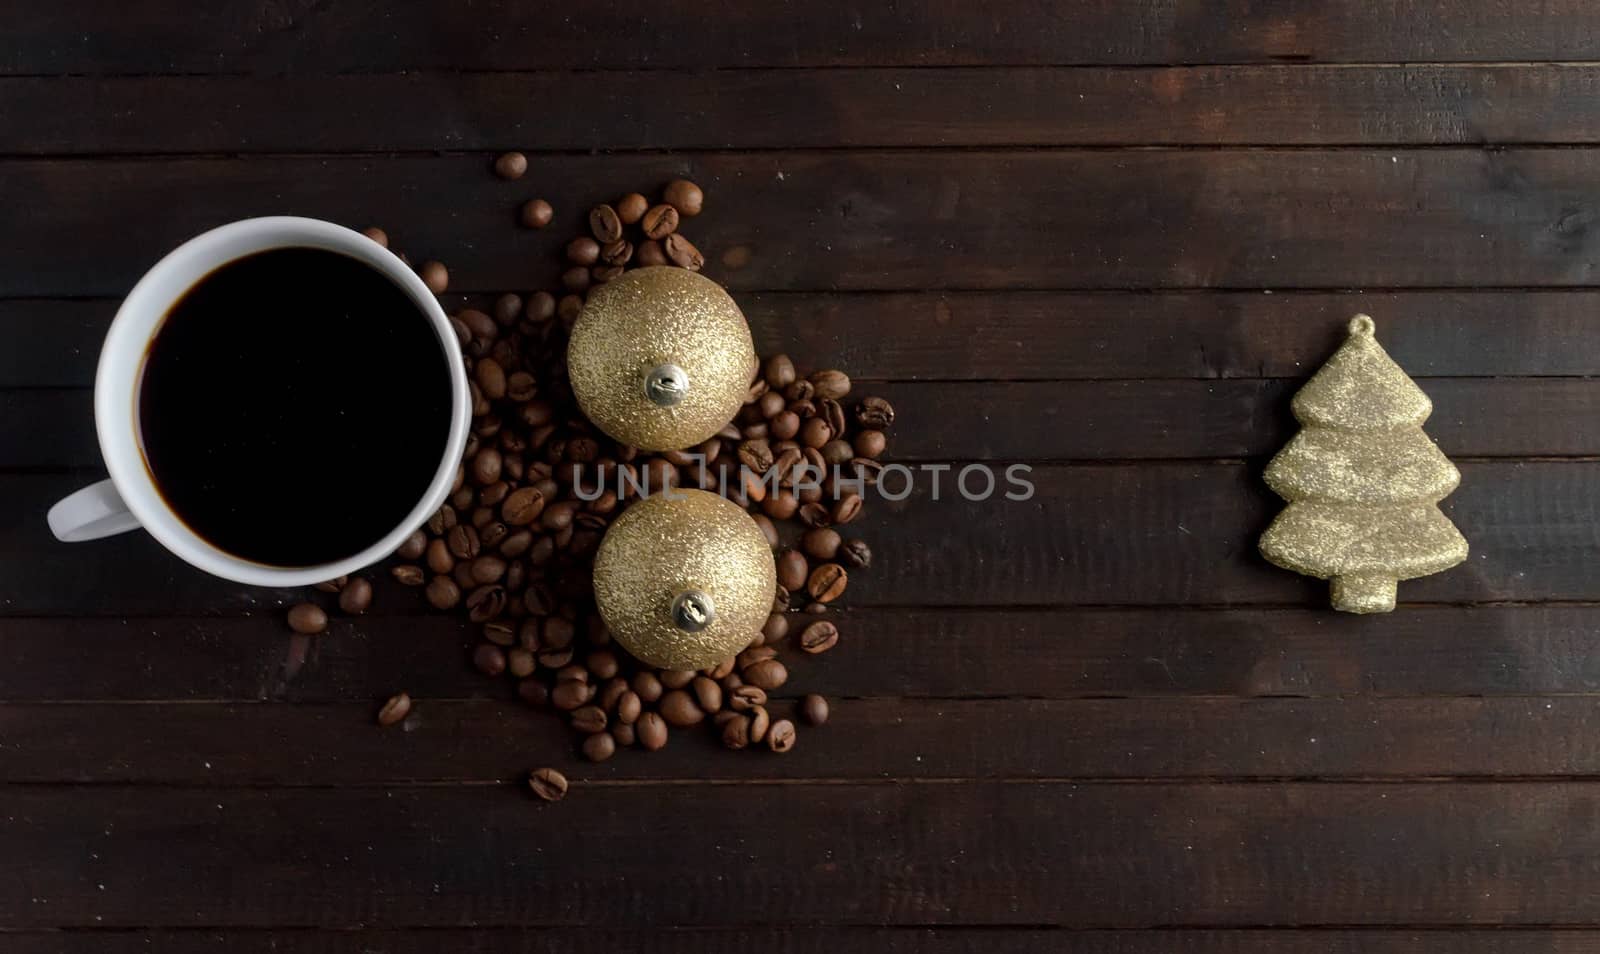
[12,377,1600,469]
[9,697,1600,783]
[11,150,1600,297]
[7,783,1600,927]
[3,460,1593,614]
[12,291,1600,387]
[10,605,1600,703]
[15,67,1600,154]
[15,930,1600,954]
[12,1,1600,73]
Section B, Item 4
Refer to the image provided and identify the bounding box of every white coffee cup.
[46,216,471,586]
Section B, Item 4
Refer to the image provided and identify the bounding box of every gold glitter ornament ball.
[1259,314,1468,614]
[593,489,777,671]
[567,267,756,452]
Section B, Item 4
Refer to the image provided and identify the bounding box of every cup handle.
[48,479,141,542]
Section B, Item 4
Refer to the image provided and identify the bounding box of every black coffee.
[139,247,453,567]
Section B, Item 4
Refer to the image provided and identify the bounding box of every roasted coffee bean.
[561,266,591,292]
[811,369,850,399]
[600,239,633,266]
[769,410,800,440]
[558,293,584,325]
[790,398,817,420]
[551,680,589,711]
[851,457,884,485]
[840,538,873,568]
[692,675,723,713]
[807,563,848,603]
[479,482,510,507]
[377,692,412,727]
[742,421,770,441]
[446,524,481,560]
[637,712,669,750]
[659,690,704,727]
[395,529,428,561]
[636,239,668,267]
[820,397,846,436]
[615,691,642,724]
[541,616,575,650]
[663,233,703,270]
[785,378,815,402]
[426,538,455,575]
[539,647,575,670]
[502,487,545,525]
[362,226,389,247]
[492,293,523,327]
[743,658,788,691]
[338,578,373,615]
[528,766,568,801]
[557,664,590,685]
[586,650,620,681]
[597,677,629,711]
[521,198,554,229]
[752,513,780,549]
[737,438,774,473]
[801,693,830,726]
[762,613,789,644]
[705,656,737,680]
[721,715,751,750]
[427,505,456,535]
[590,204,624,243]
[632,671,664,703]
[571,705,608,734]
[499,529,534,558]
[729,685,767,712]
[821,439,854,466]
[660,669,696,690]
[484,620,516,647]
[507,647,535,678]
[479,522,510,550]
[426,575,461,610]
[473,643,507,676]
[798,502,831,529]
[764,354,796,389]
[567,236,601,266]
[616,192,649,224]
[802,527,842,560]
[504,559,526,592]
[763,491,799,521]
[776,548,809,591]
[516,617,542,651]
[287,603,327,635]
[524,290,556,323]
[832,493,864,525]
[767,719,797,752]
[748,705,771,743]
[857,395,895,429]
[799,620,839,654]
[471,447,503,485]
[313,576,346,594]
[854,429,887,459]
[469,555,507,584]
[772,583,791,613]
[452,562,476,591]
[518,677,550,707]
[663,179,704,216]
[612,722,636,747]
[392,565,426,586]
[419,260,449,295]
[582,731,617,762]
[800,416,832,449]
[758,390,786,420]
[772,447,803,484]
[640,203,679,239]
[506,371,537,402]
[494,151,528,180]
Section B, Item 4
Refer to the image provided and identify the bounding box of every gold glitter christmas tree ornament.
[567,267,756,452]
[1259,314,1468,614]
[593,489,777,671]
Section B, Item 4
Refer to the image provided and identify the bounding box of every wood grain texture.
[12,291,1600,387]
[11,696,1600,783]
[10,377,1600,468]
[17,930,1600,954]
[4,460,1594,615]
[11,605,1600,703]
[15,66,1600,153]
[12,0,1600,73]
[8,783,1600,928]
[11,150,1600,296]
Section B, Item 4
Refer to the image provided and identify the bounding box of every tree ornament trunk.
[1330,573,1398,615]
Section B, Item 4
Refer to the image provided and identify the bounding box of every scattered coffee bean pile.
[296,175,892,767]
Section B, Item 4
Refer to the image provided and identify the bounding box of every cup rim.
[96,216,471,587]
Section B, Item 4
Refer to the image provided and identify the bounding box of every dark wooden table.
[8,2,1600,951]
